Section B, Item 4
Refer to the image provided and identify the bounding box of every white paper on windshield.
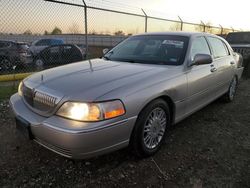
[162,40,184,48]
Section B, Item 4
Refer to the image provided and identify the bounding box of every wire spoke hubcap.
[143,107,167,149]
[229,78,237,100]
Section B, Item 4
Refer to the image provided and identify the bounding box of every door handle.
[210,67,217,72]
[210,64,217,72]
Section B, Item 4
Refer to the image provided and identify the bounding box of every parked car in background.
[10,32,244,159]
[76,44,87,59]
[28,38,64,57]
[29,44,84,68]
[0,40,29,71]
[226,32,250,77]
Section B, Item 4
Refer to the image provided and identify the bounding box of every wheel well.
[139,96,175,126]
[129,95,175,146]
[234,74,238,83]
[157,96,175,125]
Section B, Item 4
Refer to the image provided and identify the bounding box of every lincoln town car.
[10,32,244,159]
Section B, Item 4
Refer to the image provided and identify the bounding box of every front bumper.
[9,94,137,159]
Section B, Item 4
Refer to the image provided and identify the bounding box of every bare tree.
[205,22,214,33]
[89,29,97,35]
[23,29,32,35]
[68,23,81,34]
[195,22,205,32]
[169,22,181,31]
[114,30,125,36]
[51,27,62,35]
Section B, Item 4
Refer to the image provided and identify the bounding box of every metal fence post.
[219,24,223,35]
[141,9,147,33]
[201,21,206,32]
[178,16,183,31]
[82,0,88,59]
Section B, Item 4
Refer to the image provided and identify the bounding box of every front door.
[186,36,217,115]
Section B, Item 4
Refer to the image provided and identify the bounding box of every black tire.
[130,99,170,158]
[246,62,250,79]
[35,58,44,70]
[223,76,238,103]
[0,58,12,71]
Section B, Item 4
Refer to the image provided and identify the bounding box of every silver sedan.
[10,32,244,159]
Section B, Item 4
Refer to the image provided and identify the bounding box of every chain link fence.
[0,0,241,80]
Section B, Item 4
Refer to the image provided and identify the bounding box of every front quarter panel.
[96,68,188,124]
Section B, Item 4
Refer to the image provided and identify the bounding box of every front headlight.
[18,81,23,96]
[57,100,125,122]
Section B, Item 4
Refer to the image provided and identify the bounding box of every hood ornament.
[88,59,93,72]
[41,74,44,82]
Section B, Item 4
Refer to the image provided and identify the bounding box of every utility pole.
[141,9,148,33]
[82,0,88,59]
[178,16,183,31]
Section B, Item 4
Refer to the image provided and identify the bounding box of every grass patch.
[0,85,18,101]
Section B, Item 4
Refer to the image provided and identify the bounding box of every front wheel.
[130,99,170,158]
[35,59,44,70]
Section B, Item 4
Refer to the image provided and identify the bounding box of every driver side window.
[191,37,211,61]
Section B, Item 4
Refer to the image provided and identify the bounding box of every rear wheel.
[223,76,238,102]
[0,58,12,71]
[130,99,170,158]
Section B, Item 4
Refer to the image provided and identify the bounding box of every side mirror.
[190,54,212,66]
[103,48,109,55]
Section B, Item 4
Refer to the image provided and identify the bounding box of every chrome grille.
[34,92,57,107]
[22,83,58,112]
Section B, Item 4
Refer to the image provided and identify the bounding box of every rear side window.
[35,39,51,46]
[207,37,229,58]
[191,37,211,61]
[51,39,64,45]
[0,42,11,48]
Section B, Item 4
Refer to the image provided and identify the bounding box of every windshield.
[104,35,189,65]
[226,32,250,44]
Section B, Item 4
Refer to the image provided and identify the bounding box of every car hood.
[24,59,180,101]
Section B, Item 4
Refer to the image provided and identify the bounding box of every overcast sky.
[0,0,248,34]
[113,0,248,29]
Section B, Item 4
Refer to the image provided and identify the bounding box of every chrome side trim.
[43,116,138,134]
[34,139,72,158]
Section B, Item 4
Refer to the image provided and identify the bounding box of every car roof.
[133,31,217,38]
[0,40,15,43]
[0,40,27,44]
[227,31,250,35]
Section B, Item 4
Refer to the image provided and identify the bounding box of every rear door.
[206,37,234,95]
[186,36,217,114]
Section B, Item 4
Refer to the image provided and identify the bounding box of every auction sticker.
[162,40,184,48]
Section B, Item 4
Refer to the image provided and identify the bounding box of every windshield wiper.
[103,51,114,61]
[103,56,110,60]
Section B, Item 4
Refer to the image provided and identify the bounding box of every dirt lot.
[0,80,250,188]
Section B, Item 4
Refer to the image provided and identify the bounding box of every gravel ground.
[0,80,250,188]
